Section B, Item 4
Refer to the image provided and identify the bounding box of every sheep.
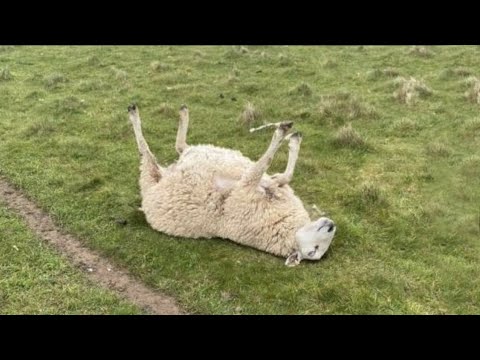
[128,104,336,266]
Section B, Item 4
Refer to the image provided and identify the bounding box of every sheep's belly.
[141,145,253,239]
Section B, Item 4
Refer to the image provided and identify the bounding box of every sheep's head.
[285,217,336,267]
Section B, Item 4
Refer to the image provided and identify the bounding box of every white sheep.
[128,104,336,266]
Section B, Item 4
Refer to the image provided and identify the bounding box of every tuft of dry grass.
[464,76,480,104]
[194,50,205,58]
[150,61,171,72]
[366,69,382,81]
[408,46,433,57]
[332,123,368,148]
[224,46,249,59]
[322,59,338,68]
[156,103,177,118]
[226,74,239,84]
[0,67,12,81]
[383,67,401,77]
[390,118,419,136]
[461,155,480,177]
[425,142,451,158]
[366,68,400,81]
[453,67,473,77]
[225,66,240,84]
[278,54,293,67]
[238,102,261,127]
[319,92,378,120]
[439,67,473,80]
[289,82,313,97]
[86,56,101,66]
[110,66,128,81]
[55,96,85,114]
[393,77,432,105]
[43,73,67,89]
[359,181,385,204]
[77,79,107,92]
[463,117,480,131]
[0,45,15,53]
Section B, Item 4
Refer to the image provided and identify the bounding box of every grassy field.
[0,204,142,314]
[0,45,479,314]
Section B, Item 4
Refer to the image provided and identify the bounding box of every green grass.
[0,46,479,314]
[0,205,142,314]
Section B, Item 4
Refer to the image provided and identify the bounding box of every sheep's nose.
[327,221,335,232]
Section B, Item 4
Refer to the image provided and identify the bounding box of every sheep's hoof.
[279,121,294,132]
[285,251,302,267]
[127,103,137,113]
[180,104,188,111]
[291,131,302,139]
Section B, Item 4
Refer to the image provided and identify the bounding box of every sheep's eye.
[315,245,319,250]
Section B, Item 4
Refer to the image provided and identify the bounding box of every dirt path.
[0,177,184,315]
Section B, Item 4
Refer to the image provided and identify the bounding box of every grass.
[408,46,434,58]
[0,205,142,314]
[318,92,378,122]
[238,101,261,127]
[464,77,480,104]
[0,46,479,314]
[393,77,432,105]
[332,123,368,149]
[0,66,12,81]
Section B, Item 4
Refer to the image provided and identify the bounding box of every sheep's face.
[285,217,336,266]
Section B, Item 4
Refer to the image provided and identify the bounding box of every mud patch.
[0,177,184,315]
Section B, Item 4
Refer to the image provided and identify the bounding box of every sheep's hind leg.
[240,121,294,187]
[272,132,302,186]
[175,105,190,155]
[128,104,163,196]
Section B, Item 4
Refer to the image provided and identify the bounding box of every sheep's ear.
[214,176,237,194]
[285,251,302,267]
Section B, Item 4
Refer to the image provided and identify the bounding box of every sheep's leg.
[271,132,302,186]
[175,105,189,155]
[240,121,293,187]
[128,104,163,194]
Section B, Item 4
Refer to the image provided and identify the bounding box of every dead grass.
[390,118,419,136]
[393,77,432,105]
[238,102,261,127]
[425,142,451,157]
[463,117,480,131]
[111,66,128,81]
[409,46,433,57]
[43,73,67,89]
[156,103,177,118]
[289,82,313,97]
[0,67,12,81]
[464,76,480,104]
[332,123,368,148]
[319,92,378,120]
[150,61,171,72]
[359,181,385,204]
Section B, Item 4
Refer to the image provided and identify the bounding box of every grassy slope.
[0,204,142,314]
[0,45,479,314]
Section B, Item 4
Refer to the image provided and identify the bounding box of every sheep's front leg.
[175,105,189,155]
[240,121,293,187]
[271,132,302,186]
